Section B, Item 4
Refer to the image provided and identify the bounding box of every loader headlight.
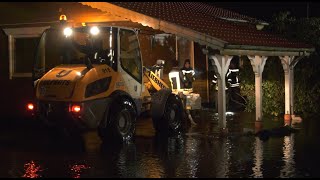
[63,27,73,37]
[90,26,100,36]
[85,77,112,98]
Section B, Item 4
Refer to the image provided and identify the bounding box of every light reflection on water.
[215,138,231,178]
[252,137,263,178]
[0,112,318,177]
[22,160,43,178]
[176,126,200,178]
[280,134,295,178]
[69,163,91,178]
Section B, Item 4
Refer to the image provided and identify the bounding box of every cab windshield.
[34,26,117,79]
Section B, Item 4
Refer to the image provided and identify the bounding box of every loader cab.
[33,25,119,81]
[33,25,143,88]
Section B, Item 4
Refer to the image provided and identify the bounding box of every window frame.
[119,28,142,83]
[3,26,49,79]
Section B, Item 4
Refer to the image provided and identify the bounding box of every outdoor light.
[63,27,73,37]
[90,26,100,35]
[256,24,264,30]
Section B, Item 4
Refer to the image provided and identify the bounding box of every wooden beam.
[79,2,227,50]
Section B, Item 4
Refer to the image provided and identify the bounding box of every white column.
[255,74,263,121]
[280,56,294,115]
[211,55,233,129]
[290,69,294,114]
[248,55,268,121]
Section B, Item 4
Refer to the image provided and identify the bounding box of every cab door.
[118,28,143,99]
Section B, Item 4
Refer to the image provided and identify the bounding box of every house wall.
[0,2,212,120]
[0,28,34,119]
[0,2,110,119]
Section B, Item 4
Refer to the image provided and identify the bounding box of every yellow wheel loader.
[31,17,201,142]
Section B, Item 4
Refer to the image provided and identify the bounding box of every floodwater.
[0,110,319,178]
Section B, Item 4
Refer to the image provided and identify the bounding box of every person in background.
[211,62,240,111]
[181,59,195,89]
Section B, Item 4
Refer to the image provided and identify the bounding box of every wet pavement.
[0,110,320,178]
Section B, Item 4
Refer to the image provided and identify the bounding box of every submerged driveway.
[0,110,318,178]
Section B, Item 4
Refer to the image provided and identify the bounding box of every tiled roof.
[109,2,313,49]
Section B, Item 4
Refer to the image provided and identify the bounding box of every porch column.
[290,69,294,115]
[248,55,268,122]
[280,56,294,116]
[211,55,233,130]
[279,56,303,124]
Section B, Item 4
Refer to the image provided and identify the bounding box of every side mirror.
[85,57,93,70]
[33,79,39,88]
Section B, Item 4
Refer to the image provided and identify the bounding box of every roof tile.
[110,2,312,49]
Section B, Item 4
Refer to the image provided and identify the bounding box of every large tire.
[99,97,137,143]
[153,95,183,134]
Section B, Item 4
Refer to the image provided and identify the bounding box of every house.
[0,2,314,129]
[0,2,112,119]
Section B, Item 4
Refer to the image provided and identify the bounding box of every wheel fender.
[151,89,175,121]
[110,90,137,112]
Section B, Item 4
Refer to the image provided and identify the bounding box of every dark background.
[208,2,320,21]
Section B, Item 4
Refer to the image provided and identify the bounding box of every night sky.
[209,2,320,22]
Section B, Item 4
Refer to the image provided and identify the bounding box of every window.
[119,29,142,83]
[3,26,49,79]
[33,27,118,80]
[15,37,40,74]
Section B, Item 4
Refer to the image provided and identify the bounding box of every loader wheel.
[99,97,136,143]
[153,95,183,134]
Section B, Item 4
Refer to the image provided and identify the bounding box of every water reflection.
[153,133,184,177]
[99,133,190,178]
[100,141,140,177]
[215,138,231,178]
[22,160,43,178]
[252,137,263,178]
[138,154,164,178]
[2,112,317,178]
[176,126,201,177]
[116,142,139,178]
[69,163,91,178]
[280,134,295,178]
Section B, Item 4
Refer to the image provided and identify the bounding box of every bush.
[240,80,284,116]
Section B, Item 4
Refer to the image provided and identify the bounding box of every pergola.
[80,2,315,131]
